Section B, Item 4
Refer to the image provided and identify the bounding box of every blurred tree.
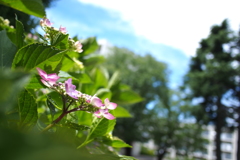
[102,47,168,155]
[148,90,208,160]
[231,28,240,160]
[184,19,238,160]
[0,0,57,32]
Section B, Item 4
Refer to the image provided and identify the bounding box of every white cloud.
[78,0,240,56]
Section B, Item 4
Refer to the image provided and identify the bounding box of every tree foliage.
[184,19,239,160]
[102,47,168,146]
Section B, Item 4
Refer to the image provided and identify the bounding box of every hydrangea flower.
[40,18,53,27]
[93,98,117,120]
[74,41,83,53]
[65,78,80,99]
[59,25,67,34]
[37,67,59,87]
[94,109,115,120]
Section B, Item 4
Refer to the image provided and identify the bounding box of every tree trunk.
[124,141,133,156]
[125,147,132,156]
[157,148,166,160]
[215,99,223,160]
[237,108,240,160]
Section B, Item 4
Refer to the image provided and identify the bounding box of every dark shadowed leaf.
[15,17,25,49]
[0,30,17,69]
[18,89,38,129]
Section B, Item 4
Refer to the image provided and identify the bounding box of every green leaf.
[95,88,112,100]
[47,98,56,118]
[112,90,143,105]
[15,17,25,49]
[103,136,132,148]
[0,0,45,18]
[58,71,92,84]
[0,69,30,112]
[25,75,45,89]
[60,54,76,71]
[108,71,120,89]
[81,37,99,56]
[91,67,109,88]
[88,118,116,141]
[112,106,132,118]
[119,155,138,160]
[47,92,63,110]
[12,43,67,72]
[81,83,96,95]
[52,33,69,50]
[63,121,90,131]
[75,111,92,126]
[82,54,105,68]
[0,30,17,69]
[18,89,38,129]
[78,117,116,148]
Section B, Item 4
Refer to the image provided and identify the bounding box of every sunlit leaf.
[103,136,132,148]
[12,43,67,72]
[112,106,132,118]
[0,0,45,18]
[52,33,69,50]
[58,71,92,84]
[108,71,120,89]
[78,117,116,148]
[81,37,99,56]
[82,54,105,68]
[95,88,112,100]
[75,111,92,126]
[112,90,143,105]
[91,67,109,88]
[88,117,116,141]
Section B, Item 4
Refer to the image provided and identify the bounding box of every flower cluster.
[40,17,83,53]
[37,68,117,120]
[0,16,14,29]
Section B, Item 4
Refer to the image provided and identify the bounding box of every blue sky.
[43,0,240,88]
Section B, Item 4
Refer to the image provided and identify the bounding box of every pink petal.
[47,73,60,82]
[59,25,67,34]
[65,78,79,99]
[91,97,104,107]
[45,19,53,27]
[104,98,117,110]
[40,79,51,87]
[104,98,110,105]
[94,110,102,118]
[37,67,47,79]
[108,102,117,110]
[103,112,115,120]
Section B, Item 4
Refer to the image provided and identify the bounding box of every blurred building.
[165,125,238,160]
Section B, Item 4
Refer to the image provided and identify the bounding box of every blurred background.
[1,0,240,160]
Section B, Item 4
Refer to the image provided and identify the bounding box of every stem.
[41,111,67,133]
[66,106,83,114]
[61,94,67,111]
[66,99,74,111]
